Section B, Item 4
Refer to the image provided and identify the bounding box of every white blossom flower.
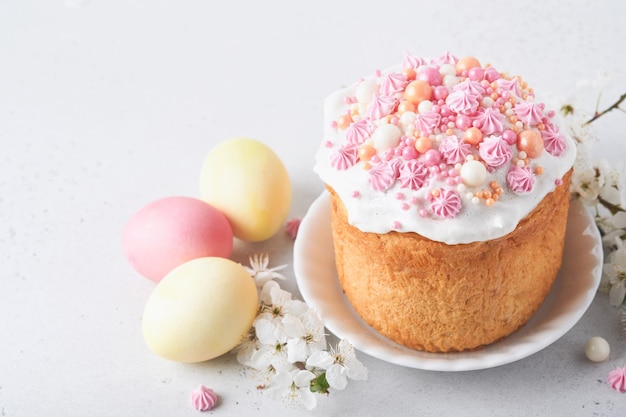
[266,369,317,410]
[258,280,308,320]
[234,329,260,366]
[234,254,368,409]
[562,79,626,315]
[243,254,288,287]
[283,309,327,364]
[602,237,626,306]
[247,316,293,373]
[571,165,604,204]
[598,162,625,206]
[306,339,368,390]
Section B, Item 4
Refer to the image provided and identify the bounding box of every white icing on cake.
[314,52,576,244]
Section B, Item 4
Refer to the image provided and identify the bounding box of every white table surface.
[2,1,626,416]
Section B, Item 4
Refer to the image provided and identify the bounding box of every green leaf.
[310,372,330,394]
[561,104,574,116]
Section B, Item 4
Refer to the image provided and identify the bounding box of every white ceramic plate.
[293,191,603,372]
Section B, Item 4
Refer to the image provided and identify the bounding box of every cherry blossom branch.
[585,92,626,125]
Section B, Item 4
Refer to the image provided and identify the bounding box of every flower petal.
[306,350,334,370]
[287,338,308,363]
[609,282,626,306]
[294,369,316,387]
[346,357,369,381]
[299,388,318,410]
[325,364,348,390]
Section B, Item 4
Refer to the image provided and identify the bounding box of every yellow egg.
[199,138,292,242]
[142,257,258,363]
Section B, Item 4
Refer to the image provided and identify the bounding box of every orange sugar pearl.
[483,190,492,199]
[464,127,483,146]
[362,162,371,170]
[358,144,377,161]
[492,193,500,201]
[485,198,495,207]
[490,92,499,101]
[415,136,432,153]
[431,189,441,198]
[537,123,545,131]
[475,191,484,199]
[402,67,417,81]
[509,116,518,124]
[350,107,360,116]
[337,114,352,130]
[445,128,454,136]
[455,56,481,74]
[535,166,544,175]
[397,100,417,114]
[489,181,499,189]
[517,129,544,158]
[404,80,433,104]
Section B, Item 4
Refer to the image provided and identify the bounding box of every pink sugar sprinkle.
[555,178,563,186]
[351,190,361,198]
[330,121,338,129]
[419,208,429,217]
[191,385,218,412]
[286,218,301,239]
[392,220,401,229]
[324,140,333,148]
[400,202,410,210]
[395,192,405,200]
[608,366,626,393]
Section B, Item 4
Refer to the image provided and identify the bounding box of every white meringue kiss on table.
[293,191,603,372]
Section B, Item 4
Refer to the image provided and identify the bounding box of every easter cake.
[314,52,576,352]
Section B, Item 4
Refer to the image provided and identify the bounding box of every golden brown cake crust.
[328,171,572,352]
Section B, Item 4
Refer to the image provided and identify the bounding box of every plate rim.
[293,191,603,372]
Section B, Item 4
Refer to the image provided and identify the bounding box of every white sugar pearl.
[585,336,610,362]
[399,111,417,131]
[443,74,459,89]
[460,160,488,187]
[355,78,379,105]
[371,124,402,152]
[439,64,456,76]
[417,100,434,114]
[481,96,494,108]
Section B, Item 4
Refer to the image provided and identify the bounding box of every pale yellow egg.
[199,138,292,242]
[142,257,258,363]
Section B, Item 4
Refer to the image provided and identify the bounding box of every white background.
[1,0,626,416]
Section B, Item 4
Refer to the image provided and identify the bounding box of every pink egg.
[122,196,233,282]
